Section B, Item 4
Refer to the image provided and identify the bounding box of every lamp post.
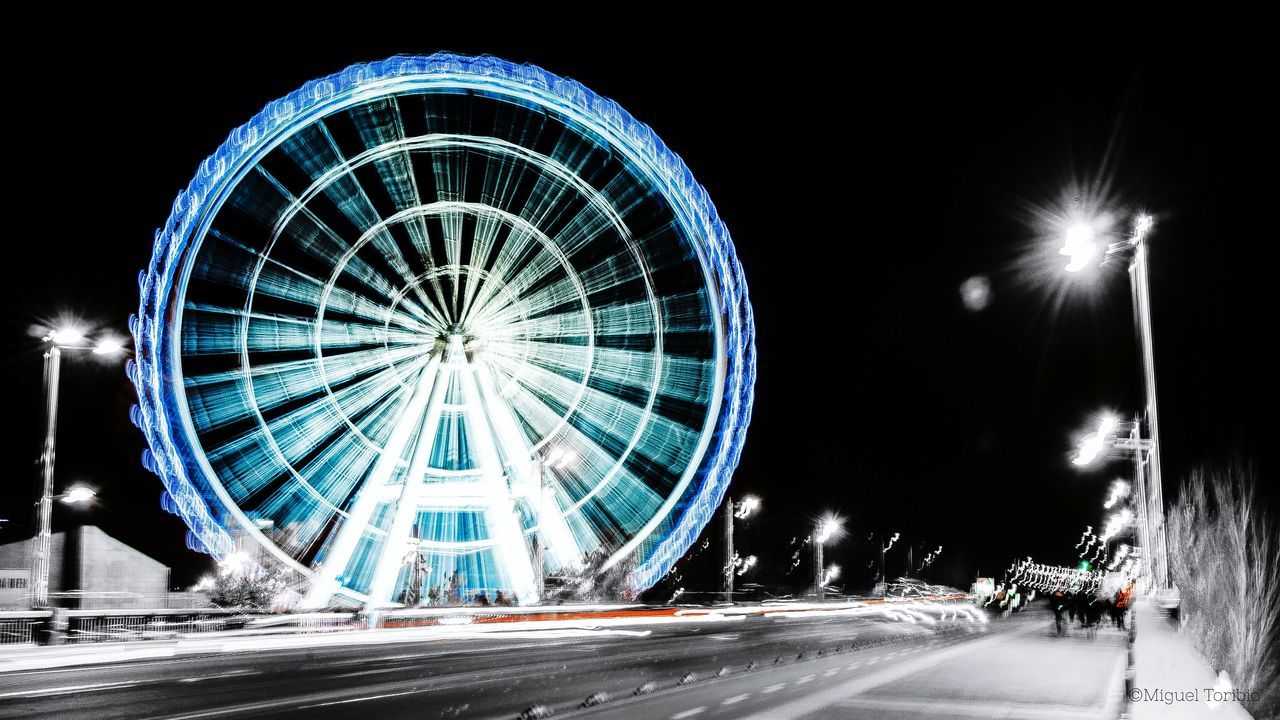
[722,495,759,603]
[1128,216,1169,589]
[878,531,900,589]
[1062,215,1168,589]
[32,327,122,608]
[814,516,842,600]
[534,447,577,596]
[1071,415,1156,589]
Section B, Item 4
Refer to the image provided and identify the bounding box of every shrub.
[1167,461,1280,716]
[206,564,288,610]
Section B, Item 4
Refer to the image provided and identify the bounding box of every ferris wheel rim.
[132,52,756,593]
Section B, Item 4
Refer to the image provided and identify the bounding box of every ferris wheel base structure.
[129,54,755,608]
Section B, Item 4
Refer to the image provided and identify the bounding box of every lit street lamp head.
[1060,223,1098,272]
[92,338,125,355]
[816,516,843,544]
[1131,214,1155,244]
[46,327,87,346]
[59,485,96,505]
[734,495,761,519]
[1071,414,1119,466]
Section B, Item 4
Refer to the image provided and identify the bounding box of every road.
[0,604,1127,719]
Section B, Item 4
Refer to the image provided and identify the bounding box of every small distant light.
[960,275,991,312]
[542,446,577,469]
[1133,215,1155,242]
[824,564,841,584]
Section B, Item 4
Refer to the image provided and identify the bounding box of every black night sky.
[2,27,1272,597]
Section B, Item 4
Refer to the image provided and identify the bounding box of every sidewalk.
[1130,600,1253,719]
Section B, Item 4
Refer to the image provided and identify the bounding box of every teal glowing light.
[132,54,754,605]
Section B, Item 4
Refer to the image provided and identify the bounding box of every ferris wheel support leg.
[364,350,454,609]
[300,355,442,609]
[469,358,583,577]
[458,359,539,604]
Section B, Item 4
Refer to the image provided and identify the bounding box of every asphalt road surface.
[0,607,1126,719]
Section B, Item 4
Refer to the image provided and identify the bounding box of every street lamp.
[878,531,900,589]
[918,545,943,578]
[532,447,578,596]
[1070,413,1157,587]
[722,494,761,603]
[1059,213,1169,589]
[1103,480,1130,509]
[1071,414,1118,466]
[32,325,124,608]
[58,486,96,505]
[814,515,843,600]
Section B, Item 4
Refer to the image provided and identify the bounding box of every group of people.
[1049,583,1133,634]
[471,590,515,607]
[406,570,517,607]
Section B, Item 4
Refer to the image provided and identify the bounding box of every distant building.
[0,526,170,609]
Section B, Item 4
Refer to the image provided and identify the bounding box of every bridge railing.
[0,611,52,646]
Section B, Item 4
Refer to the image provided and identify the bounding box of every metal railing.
[0,612,51,646]
[63,610,358,643]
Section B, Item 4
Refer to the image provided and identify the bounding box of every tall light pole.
[1071,415,1156,589]
[1062,214,1168,589]
[814,516,842,600]
[534,447,577,597]
[879,531,900,589]
[722,495,759,603]
[32,327,123,608]
[1128,216,1169,589]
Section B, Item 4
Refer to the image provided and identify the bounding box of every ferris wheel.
[131,54,754,606]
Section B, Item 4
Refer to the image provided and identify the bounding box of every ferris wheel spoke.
[279,120,394,241]
[250,167,402,304]
[456,212,507,323]
[464,228,542,321]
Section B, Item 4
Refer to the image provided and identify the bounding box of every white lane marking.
[796,674,815,684]
[0,681,138,698]
[179,670,256,683]
[846,662,861,669]
[865,659,878,666]
[722,693,751,705]
[330,667,406,679]
[672,708,706,719]
[297,690,417,709]
[762,684,786,694]
[823,668,839,677]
